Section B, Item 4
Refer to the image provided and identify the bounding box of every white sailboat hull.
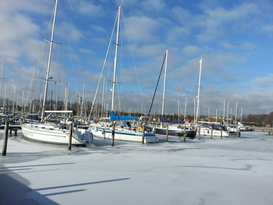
[199,127,229,137]
[90,127,158,143]
[21,123,92,146]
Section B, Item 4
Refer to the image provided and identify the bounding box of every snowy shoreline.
[1,131,273,205]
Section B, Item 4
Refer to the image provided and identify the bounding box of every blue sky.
[1,0,273,117]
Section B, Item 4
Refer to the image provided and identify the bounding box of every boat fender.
[95,127,98,131]
[137,127,142,132]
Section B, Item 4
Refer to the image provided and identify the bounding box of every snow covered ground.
[1,130,273,205]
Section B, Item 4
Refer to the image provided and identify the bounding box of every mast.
[161,50,168,116]
[12,85,16,114]
[193,98,196,123]
[160,50,168,128]
[240,108,243,123]
[22,91,24,114]
[80,83,85,117]
[65,80,70,111]
[227,100,229,124]
[41,0,59,121]
[3,83,7,114]
[111,6,121,112]
[223,99,226,124]
[184,96,187,121]
[177,100,179,121]
[28,64,37,114]
[0,60,5,109]
[196,58,202,123]
[235,100,238,125]
[101,78,105,118]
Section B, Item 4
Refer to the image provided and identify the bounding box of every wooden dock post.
[220,127,222,139]
[198,125,201,140]
[237,130,241,138]
[142,125,145,144]
[111,122,116,147]
[102,128,105,140]
[211,126,213,139]
[166,124,169,142]
[68,123,72,150]
[2,121,9,156]
[183,126,186,141]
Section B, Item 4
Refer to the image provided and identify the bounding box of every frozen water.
[1,130,273,204]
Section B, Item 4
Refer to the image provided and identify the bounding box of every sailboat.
[89,6,157,143]
[153,50,196,139]
[21,0,93,146]
[195,59,229,138]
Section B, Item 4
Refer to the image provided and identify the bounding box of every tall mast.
[80,83,85,117]
[196,58,202,123]
[193,98,196,123]
[101,78,105,118]
[240,108,243,123]
[161,50,168,116]
[184,96,187,121]
[41,0,59,121]
[111,6,121,112]
[235,100,238,125]
[29,64,37,114]
[177,100,180,121]
[223,99,226,123]
[0,60,5,109]
[65,80,70,111]
[160,49,168,128]
[227,100,229,124]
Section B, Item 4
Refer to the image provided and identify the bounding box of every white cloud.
[141,0,167,12]
[91,25,107,34]
[80,48,95,56]
[197,3,261,43]
[251,74,273,91]
[124,16,161,43]
[171,7,192,25]
[183,45,201,57]
[166,26,190,43]
[73,0,105,18]
[0,0,52,15]
[221,42,255,51]
[0,13,41,64]
[59,22,84,44]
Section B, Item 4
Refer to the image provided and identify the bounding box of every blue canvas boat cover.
[161,115,185,124]
[110,111,138,121]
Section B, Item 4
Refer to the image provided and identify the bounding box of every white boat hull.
[90,127,158,143]
[21,123,92,146]
[199,127,230,137]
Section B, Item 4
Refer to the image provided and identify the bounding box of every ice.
[1,130,273,204]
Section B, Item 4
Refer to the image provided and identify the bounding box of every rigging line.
[188,68,199,100]
[62,6,79,96]
[27,20,51,109]
[123,13,145,112]
[89,11,118,119]
[147,53,166,117]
